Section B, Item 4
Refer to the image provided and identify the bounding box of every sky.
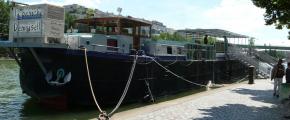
[15,0,290,46]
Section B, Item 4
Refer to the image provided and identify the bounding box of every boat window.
[107,39,118,51]
[167,46,172,54]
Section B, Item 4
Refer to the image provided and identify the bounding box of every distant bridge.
[237,44,290,50]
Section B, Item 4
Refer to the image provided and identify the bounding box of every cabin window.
[107,39,118,51]
[167,46,172,54]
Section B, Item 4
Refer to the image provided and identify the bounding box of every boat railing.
[90,43,125,53]
[252,49,277,66]
[184,44,216,60]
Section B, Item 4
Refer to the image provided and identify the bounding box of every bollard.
[248,66,255,84]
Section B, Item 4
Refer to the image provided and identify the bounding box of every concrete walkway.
[111,79,289,120]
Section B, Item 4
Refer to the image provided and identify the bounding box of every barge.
[0,4,249,109]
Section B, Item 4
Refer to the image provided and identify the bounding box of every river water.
[0,60,100,120]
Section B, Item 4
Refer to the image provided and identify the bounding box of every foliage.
[252,0,290,39]
[152,32,189,41]
[152,33,218,45]
[0,0,11,57]
[264,49,285,59]
[0,47,8,57]
[85,8,95,19]
[202,36,216,45]
[0,0,10,38]
[248,37,255,47]
[65,12,77,32]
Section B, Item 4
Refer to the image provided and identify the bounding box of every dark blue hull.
[18,48,248,107]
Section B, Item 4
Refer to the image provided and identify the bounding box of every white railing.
[252,49,277,66]
[228,45,271,77]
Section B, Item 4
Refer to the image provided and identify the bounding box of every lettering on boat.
[13,20,41,32]
[15,7,42,20]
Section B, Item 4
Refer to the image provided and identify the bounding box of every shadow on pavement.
[193,104,284,120]
[193,86,289,120]
[232,88,277,104]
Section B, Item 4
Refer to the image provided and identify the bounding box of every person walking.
[284,62,290,119]
[271,59,285,97]
[286,62,290,84]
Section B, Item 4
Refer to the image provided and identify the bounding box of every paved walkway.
[111,79,290,120]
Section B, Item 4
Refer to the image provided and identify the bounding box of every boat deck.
[0,41,68,48]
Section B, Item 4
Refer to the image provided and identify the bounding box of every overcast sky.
[16,0,290,46]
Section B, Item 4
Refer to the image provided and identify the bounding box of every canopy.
[177,29,249,38]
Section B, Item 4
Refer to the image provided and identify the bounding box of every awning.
[177,29,249,38]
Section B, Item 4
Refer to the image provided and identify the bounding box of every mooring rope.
[185,60,195,67]
[149,57,207,87]
[82,48,138,119]
[82,48,105,114]
[82,47,246,119]
[137,57,153,65]
[108,54,138,116]
[165,56,178,67]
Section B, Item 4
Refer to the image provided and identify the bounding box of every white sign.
[14,21,41,32]
[15,8,42,20]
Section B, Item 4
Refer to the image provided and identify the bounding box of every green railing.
[185,44,216,60]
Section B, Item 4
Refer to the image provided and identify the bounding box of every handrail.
[228,44,271,77]
[91,44,121,50]
[252,49,277,66]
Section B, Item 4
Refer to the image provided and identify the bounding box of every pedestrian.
[204,35,208,44]
[283,62,290,119]
[271,59,285,97]
[286,62,290,84]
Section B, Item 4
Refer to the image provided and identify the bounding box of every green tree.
[252,0,290,39]
[0,0,11,58]
[204,36,216,45]
[65,13,76,32]
[152,32,189,41]
[248,37,255,55]
[248,37,255,47]
[85,8,95,19]
[0,0,10,39]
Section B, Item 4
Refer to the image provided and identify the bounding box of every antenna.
[117,7,122,16]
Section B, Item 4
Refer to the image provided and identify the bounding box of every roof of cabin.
[147,40,215,47]
[149,40,189,46]
[177,29,249,38]
[75,17,152,27]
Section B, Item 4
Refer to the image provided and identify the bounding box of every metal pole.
[212,60,215,84]
[29,48,47,75]
[248,66,255,84]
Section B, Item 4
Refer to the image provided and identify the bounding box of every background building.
[64,4,117,19]
[63,4,175,35]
